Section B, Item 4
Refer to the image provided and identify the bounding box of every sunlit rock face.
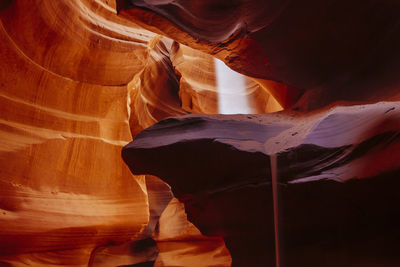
[122,102,400,266]
[126,36,186,138]
[170,43,283,114]
[0,0,153,265]
[0,0,232,265]
[154,197,232,266]
[3,0,400,266]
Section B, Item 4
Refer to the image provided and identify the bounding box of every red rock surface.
[120,0,400,109]
[123,102,400,266]
[2,0,400,266]
[0,0,231,265]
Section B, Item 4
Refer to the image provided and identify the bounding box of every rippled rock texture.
[3,0,400,266]
[0,0,231,265]
[123,102,400,266]
[0,1,150,265]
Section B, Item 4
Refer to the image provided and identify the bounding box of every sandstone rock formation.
[0,0,154,264]
[2,0,400,266]
[123,101,400,266]
[120,0,400,109]
[170,43,283,114]
[0,0,231,265]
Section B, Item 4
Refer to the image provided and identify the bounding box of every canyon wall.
[2,0,400,266]
[0,0,233,265]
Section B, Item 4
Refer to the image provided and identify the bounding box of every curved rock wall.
[0,0,233,265]
[4,0,400,266]
[0,0,152,265]
[171,43,283,114]
[120,0,400,109]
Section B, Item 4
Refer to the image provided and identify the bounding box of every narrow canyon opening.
[2,0,400,266]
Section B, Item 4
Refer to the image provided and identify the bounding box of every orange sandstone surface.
[3,0,400,266]
[0,0,234,265]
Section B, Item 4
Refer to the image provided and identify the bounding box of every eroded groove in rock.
[6,0,400,265]
[0,1,236,264]
[122,101,400,266]
[0,1,168,265]
[127,35,187,138]
[154,198,232,266]
[120,0,400,109]
[90,176,172,266]
[171,42,283,114]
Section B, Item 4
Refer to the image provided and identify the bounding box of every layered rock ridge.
[123,101,400,266]
[0,0,232,265]
[120,0,400,109]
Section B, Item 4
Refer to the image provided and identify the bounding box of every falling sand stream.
[270,154,280,267]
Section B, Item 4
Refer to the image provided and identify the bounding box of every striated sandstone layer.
[126,35,187,138]
[0,0,152,265]
[123,101,400,266]
[0,0,232,265]
[5,0,400,266]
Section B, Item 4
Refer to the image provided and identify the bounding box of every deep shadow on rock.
[122,102,400,266]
